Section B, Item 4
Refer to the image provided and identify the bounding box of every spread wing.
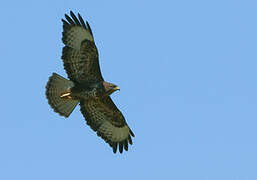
[61,11,103,84]
[80,97,135,153]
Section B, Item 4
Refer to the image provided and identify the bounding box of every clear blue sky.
[1,0,257,179]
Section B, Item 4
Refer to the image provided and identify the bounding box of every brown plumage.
[46,11,134,153]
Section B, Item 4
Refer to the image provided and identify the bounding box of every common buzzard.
[46,11,134,153]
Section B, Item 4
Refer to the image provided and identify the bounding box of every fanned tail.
[46,73,79,117]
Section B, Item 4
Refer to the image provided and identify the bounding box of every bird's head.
[103,81,120,95]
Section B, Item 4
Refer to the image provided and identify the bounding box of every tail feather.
[46,73,79,117]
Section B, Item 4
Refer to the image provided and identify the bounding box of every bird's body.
[46,11,134,153]
[67,81,103,100]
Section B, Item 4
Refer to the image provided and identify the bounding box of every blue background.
[1,0,257,179]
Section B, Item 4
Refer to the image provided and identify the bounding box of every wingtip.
[128,135,133,145]
[119,142,123,153]
[129,129,135,137]
[69,11,75,18]
[124,140,128,151]
[112,143,118,153]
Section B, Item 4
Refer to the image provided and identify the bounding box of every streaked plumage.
[46,11,134,153]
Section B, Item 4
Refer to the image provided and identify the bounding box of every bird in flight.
[46,11,134,153]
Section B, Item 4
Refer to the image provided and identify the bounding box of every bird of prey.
[46,11,134,153]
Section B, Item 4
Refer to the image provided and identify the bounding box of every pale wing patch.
[65,26,93,50]
[98,121,130,142]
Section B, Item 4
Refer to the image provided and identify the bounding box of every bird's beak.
[113,86,120,91]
